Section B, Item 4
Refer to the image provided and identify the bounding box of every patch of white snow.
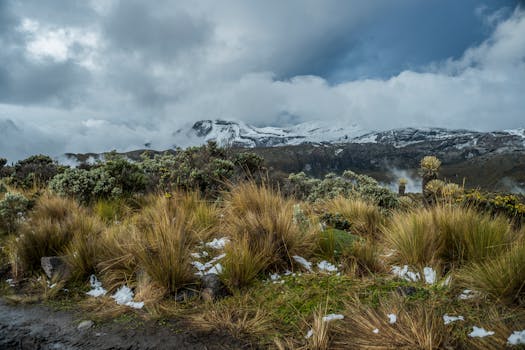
[423,267,437,285]
[443,314,464,325]
[322,314,344,322]
[86,275,107,297]
[508,330,525,345]
[293,256,313,272]
[317,260,338,273]
[111,285,144,309]
[387,313,397,324]
[468,326,495,338]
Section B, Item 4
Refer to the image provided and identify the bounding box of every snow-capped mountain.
[173,120,525,153]
[173,119,368,148]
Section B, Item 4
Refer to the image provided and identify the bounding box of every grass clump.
[458,241,525,304]
[222,183,316,289]
[320,196,383,236]
[383,206,515,269]
[332,299,451,349]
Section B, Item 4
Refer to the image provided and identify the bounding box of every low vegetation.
[1,150,525,349]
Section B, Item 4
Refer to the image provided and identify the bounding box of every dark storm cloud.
[104,0,212,62]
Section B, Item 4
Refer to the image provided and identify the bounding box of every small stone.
[200,273,227,301]
[41,256,71,280]
[77,320,94,331]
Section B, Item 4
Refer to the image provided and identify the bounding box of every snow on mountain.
[172,120,525,152]
[172,120,367,148]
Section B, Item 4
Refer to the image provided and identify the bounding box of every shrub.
[139,142,264,196]
[286,170,399,209]
[460,190,525,224]
[49,156,146,203]
[0,192,31,235]
[9,155,65,189]
[383,206,515,269]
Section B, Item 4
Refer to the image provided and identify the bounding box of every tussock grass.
[64,215,104,280]
[132,195,198,294]
[458,241,525,304]
[321,196,383,236]
[31,193,78,223]
[222,183,316,288]
[383,206,515,269]
[332,299,450,349]
[191,296,272,340]
[97,224,138,292]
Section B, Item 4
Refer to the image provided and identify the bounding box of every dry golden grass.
[132,198,197,294]
[64,215,104,280]
[332,299,450,350]
[191,296,272,340]
[223,182,316,281]
[383,206,516,269]
[97,224,138,292]
[458,241,525,304]
[320,196,383,236]
[306,307,332,350]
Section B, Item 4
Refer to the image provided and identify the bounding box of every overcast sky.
[1,0,524,160]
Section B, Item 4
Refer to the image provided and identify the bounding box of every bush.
[139,142,264,196]
[8,155,65,189]
[460,190,525,224]
[286,170,399,209]
[0,192,31,235]
[49,156,146,203]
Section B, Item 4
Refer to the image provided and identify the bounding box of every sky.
[0,0,524,160]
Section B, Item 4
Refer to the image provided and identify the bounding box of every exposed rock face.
[41,256,71,280]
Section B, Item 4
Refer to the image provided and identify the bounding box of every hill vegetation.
[1,145,525,349]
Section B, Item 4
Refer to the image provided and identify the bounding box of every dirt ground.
[0,300,256,350]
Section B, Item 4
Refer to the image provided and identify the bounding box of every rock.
[200,273,227,301]
[77,320,94,331]
[174,288,198,303]
[41,256,71,280]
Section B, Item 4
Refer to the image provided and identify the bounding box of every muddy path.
[0,300,256,350]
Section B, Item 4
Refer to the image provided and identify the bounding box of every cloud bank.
[0,0,524,160]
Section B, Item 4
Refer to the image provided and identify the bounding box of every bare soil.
[0,300,257,350]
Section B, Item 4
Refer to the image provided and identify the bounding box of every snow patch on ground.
[459,289,479,300]
[322,314,344,322]
[387,313,397,324]
[508,330,525,345]
[293,255,313,272]
[391,265,420,282]
[373,328,379,334]
[86,275,107,297]
[205,237,229,250]
[111,285,144,309]
[443,314,464,325]
[423,267,437,284]
[317,260,338,273]
[468,326,495,338]
[192,253,226,276]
